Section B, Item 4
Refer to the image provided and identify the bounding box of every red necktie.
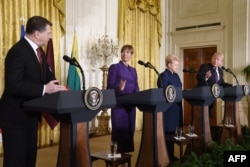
[36,48,43,74]
[37,48,58,129]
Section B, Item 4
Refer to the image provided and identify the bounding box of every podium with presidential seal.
[23,87,116,167]
[182,84,224,154]
[220,85,249,144]
[117,85,182,167]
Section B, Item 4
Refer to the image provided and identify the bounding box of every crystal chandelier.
[88,0,119,67]
[88,32,119,67]
[87,0,119,136]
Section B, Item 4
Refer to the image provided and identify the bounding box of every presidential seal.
[164,85,176,103]
[243,84,249,96]
[211,83,220,98]
[84,87,103,110]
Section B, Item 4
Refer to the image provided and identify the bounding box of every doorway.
[183,46,217,125]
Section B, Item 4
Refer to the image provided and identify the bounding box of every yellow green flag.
[66,32,81,90]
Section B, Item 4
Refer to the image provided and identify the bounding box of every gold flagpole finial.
[20,17,25,25]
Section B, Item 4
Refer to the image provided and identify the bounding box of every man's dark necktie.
[36,48,43,74]
[214,67,219,83]
[37,47,58,129]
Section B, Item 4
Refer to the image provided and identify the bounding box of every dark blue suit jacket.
[157,69,183,132]
[196,63,232,87]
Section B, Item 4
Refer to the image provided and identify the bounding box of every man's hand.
[45,80,67,94]
[205,70,212,79]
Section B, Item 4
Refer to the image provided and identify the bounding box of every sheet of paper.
[186,133,198,137]
[174,136,186,140]
[108,153,121,158]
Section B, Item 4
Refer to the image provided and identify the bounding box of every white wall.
[62,0,167,129]
[62,0,119,88]
[63,0,250,127]
[62,0,119,129]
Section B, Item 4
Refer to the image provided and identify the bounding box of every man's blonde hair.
[212,52,224,59]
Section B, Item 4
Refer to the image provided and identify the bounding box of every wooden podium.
[183,86,223,154]
[23,90,116,167]
[117,87,182,167]
[220,85,248,143]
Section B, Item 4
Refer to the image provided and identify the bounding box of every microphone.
[138,60,161,86]
[138,60,154,68]
[221,66,234,74]
[182,69,197,73]
[63,55,86,90]
[63,55,75,65]
[221,66,239,85]
[221,66,229,72]
[145,62,159,75]
[138,60,147,67]
[145,62,154,69]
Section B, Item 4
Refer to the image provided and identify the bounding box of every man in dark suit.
[0,16,67,167]
[196,52,231,87]
[196,52,232,118]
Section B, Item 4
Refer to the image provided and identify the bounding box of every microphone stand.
[221,67,239,85]
[146,62,160,75]
[138,60,162,87]
[147,62,163,87]
[228,70,239,85]
[72,58,86,90]
[152,65,160,75]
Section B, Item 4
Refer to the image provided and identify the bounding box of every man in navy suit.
[0,16,67,167]
[196,52,231,87]
[196,52,232,119]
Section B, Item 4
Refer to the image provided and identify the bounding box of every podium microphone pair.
[182,69,197,73]
[221,66,233,74]
[221,66,239,85]
[138,60,153,69]
[138,60,162,86]
[137,60,159,75]
[63,55,86,90]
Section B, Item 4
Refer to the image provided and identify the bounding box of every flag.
[46,38,55,76]
[0,122,1,143]
[20,24,25,39]
[43,38,58,130]
[67,32,81,90]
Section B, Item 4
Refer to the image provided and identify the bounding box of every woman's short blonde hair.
[165,54,179,67]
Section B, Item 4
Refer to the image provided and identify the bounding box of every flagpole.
[19,0,25,39]
[21,0,25,25]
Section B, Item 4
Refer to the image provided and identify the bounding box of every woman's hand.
[119,79,126,91]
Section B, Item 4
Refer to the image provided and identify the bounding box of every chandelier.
[87,0,119,136]
[88,0,119,67]
[88,32,119,67]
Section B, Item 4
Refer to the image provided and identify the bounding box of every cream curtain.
[0,0,65,154]
[118,0,162,129]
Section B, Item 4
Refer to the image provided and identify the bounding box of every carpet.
[0,130,142,167]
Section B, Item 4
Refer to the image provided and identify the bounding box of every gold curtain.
[0,0,65,154]
[118,0,162,129]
